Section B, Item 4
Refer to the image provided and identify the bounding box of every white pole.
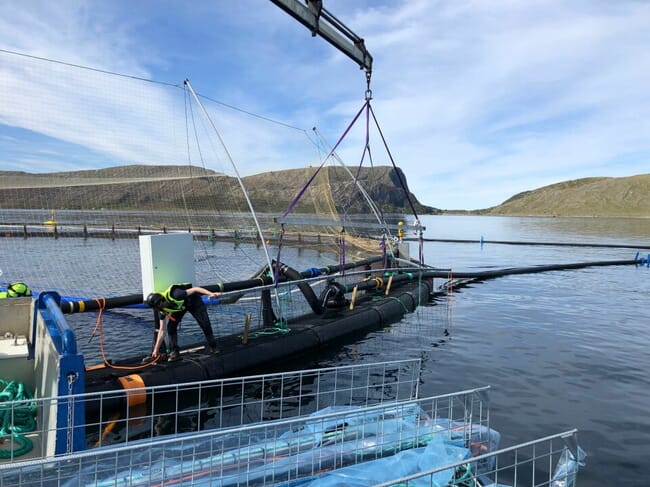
[184,79,275,280]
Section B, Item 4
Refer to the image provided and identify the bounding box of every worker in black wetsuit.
[145,283,221,362]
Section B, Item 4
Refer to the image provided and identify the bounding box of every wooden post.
[349,285,358,310]
[242,313,252,344]
[385,275,393,296]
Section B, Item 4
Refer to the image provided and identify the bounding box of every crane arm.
[269,0,373,75]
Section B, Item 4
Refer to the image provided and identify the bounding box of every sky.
[0,0,649,210]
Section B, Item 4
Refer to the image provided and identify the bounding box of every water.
[313,215,650,487]
[2,214,650,485]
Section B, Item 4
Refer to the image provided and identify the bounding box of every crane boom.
[269,0,373,75]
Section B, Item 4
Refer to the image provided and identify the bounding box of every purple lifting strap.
[282,101,369,218]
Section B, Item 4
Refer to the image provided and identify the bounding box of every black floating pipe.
[203,255,384,294]
[61,256,385,314]
[83,278,433,411]
[409,237,650,251]
[260,289,277,326]
[281,264,324,315]
[61,294,144,314]
[437,258,641,281]
[61,257,642,314]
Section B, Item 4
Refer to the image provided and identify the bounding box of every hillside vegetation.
[3,166,648,217]
[483,174,650,217]
[0,165,438,215]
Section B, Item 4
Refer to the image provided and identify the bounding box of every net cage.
[0,50,415,301]
[0,49,438,365]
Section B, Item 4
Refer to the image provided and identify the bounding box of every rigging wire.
[0,48,305,133]
[184,79,282,317]
[0,48,181,88]
[368,103,419,222]
[281,100,368,218]
[311,127,387,231]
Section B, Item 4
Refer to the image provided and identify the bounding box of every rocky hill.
[483,174,650,217]
[0,165,439,215]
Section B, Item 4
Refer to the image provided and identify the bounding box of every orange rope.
[94,411,121,448]
[91,297,159,370]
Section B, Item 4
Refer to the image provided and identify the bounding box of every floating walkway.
[83,276,432,411]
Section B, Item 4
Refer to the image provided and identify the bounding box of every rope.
[343,99,375,217]
[274,225,286,286]
[339,228,346,274]
[0,379,36,458]
[368,103,419,221]
[282,100,368,218]
[243,327,291,340]
[418,232,425,266]
[91,298,160,370]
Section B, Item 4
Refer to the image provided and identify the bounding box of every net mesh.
[0,51,404,299]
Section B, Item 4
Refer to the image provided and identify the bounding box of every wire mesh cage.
[0,385,492,486]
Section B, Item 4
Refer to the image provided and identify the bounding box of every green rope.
[452,463,477,486]
[243,326,291,340]
[0,379,36,458]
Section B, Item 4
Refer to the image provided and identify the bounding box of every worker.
[145,283,221,362]
[0,282,32,298]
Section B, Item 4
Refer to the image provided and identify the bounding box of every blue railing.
[35,292,86,454]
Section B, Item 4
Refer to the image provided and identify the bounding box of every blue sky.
[1,0,649,210]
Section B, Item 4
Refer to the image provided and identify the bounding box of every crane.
[269,0,373,90]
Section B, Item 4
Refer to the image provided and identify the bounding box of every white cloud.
[0,0,649,209]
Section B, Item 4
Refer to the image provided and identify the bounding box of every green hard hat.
[7,282,32,297]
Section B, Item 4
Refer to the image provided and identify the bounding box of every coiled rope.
[0,379,37,458]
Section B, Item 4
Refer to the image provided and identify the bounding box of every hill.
[482,174,650,217]
[0,165,439,215]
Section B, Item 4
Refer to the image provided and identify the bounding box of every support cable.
[368,103,419,221]
[312,127,386,229]
[282,100,368,218]
[184,79,283,320]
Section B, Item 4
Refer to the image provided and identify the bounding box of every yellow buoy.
[43,210,57,226]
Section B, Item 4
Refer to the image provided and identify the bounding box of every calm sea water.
[2,214,649,485]
[312,215,650,487]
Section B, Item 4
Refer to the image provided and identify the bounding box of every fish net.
[0,50,412,299]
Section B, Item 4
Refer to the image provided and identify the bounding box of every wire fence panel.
[374,429,583,487]
[0,359,422,463]
[0,386,490,486]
